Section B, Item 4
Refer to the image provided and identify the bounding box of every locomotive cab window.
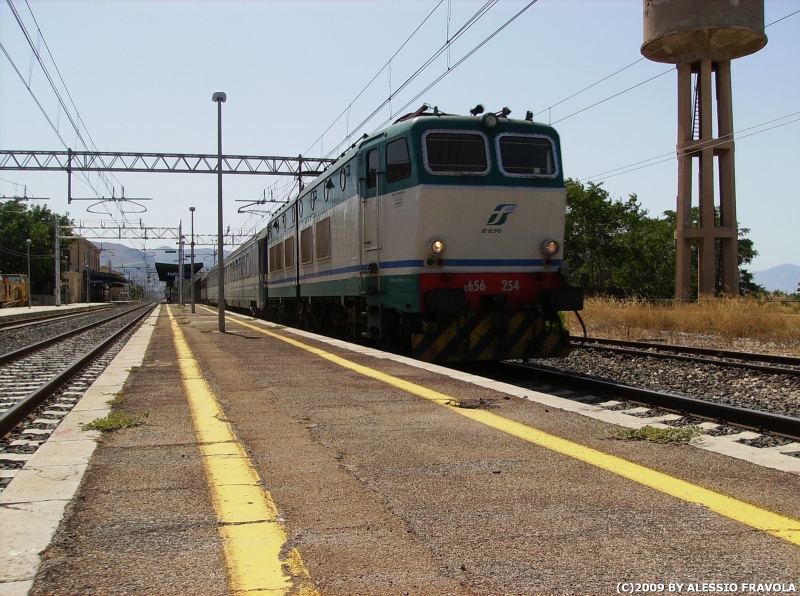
[300,226,314,264]
[496,133,557,178]
[366,149,378,189]
[423,130,490,175]
[386,137,411,182]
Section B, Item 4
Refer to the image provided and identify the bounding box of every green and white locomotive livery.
[202,106,583,362]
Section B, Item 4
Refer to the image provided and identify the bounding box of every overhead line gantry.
[0,149,335,202]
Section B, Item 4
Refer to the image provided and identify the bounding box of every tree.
[564,179,761,299]
[564,179,673,298]
[563,179,637,291]
[0,201,74,296]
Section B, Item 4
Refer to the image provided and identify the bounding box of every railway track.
[498,360,800,441]
[0,303,155,489]
[0,305,130,358]
[572,336,800,376]
[0,304,114,330]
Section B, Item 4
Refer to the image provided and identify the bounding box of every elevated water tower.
[641,0,767,298]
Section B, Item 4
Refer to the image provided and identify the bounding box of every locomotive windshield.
[386,137,411,182]
[497,134,556,177]
[423,131,489,174]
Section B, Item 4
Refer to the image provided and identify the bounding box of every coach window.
[284,236,295,269]
[366,149,378,189]
[423,130,490,175]
[315,217,331,260]
[300,226,314,265]
[386,137,411,182]
[269,245,280,272]
[496,133,557,178]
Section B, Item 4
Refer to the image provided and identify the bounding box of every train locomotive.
[200,105,583,362]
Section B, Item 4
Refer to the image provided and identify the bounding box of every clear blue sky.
[1,0,798,272]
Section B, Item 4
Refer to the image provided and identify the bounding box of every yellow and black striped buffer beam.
[411,311,570,363]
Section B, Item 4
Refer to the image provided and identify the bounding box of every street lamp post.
[212,91,227,332]
[26,238,31,308]
[54,215,61,306]
[178,221,184,305]
[189,206,196,313]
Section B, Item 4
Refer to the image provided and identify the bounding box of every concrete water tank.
[642,0,767,64]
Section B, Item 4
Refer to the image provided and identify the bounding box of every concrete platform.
[4,305,800,595]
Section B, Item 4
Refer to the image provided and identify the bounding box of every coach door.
[360,145,381,275]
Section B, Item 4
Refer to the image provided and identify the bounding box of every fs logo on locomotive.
[482,203,516,233]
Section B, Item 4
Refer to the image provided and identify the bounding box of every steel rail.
[574,336,800,367]
[572,342,800,377]
[499,361,800,440]
[0,303,148,365]
[0,304,155,438]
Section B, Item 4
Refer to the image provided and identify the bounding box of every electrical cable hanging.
[5,0,136,199]
[303,0,447,156]
[586,111,800,183]
[323,0,502,159]
[550,7,800,126]
[533,0,759,119]
[365,0,540,140]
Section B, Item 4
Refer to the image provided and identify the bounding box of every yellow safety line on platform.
[167,307,318,596]
[207,307,800,548]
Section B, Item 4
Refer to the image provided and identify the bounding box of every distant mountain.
[752,264,800,294]
[97,241,226,274]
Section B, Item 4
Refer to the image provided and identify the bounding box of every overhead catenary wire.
[584,110,800,181]
[303,0,447,156]
[10,0,128,198]
[366,0,540,139]
[4,0,144,238]
[551,7,800,126]
[585,112,800,184]
[0,38,103,201]
[323,0,503,159]
[534,0,759,119]
[0,245,56,259]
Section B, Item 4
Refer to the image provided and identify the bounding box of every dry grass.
[567,297,800,346]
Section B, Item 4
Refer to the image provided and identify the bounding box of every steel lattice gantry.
[63,224,251,247]
[0,149,335,202]
[0,150,333,175]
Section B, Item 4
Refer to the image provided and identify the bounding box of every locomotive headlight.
[540,240,559,256]
[431,239,445,254]
[482,113,498,128]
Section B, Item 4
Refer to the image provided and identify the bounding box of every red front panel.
[419,272,563,312]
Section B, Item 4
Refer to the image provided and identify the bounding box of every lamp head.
[212,91,227,103]
[189,207,195,212]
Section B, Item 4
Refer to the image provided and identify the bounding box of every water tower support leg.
[675,62,694,301]
[716,60,739,295]
[697,58,717,295]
